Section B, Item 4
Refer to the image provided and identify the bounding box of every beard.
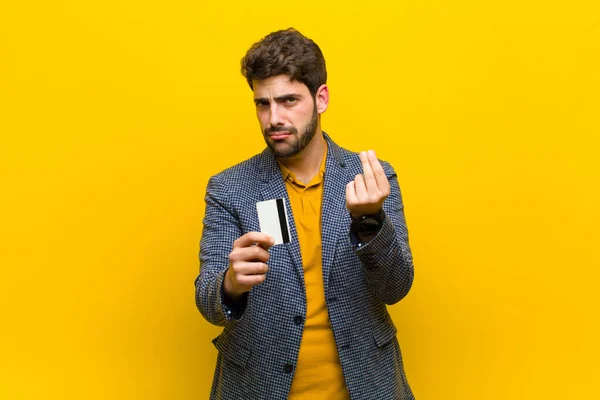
[263,105,318,159]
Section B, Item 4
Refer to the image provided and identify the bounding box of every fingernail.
[270,238,275,245]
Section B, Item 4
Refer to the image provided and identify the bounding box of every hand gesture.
[346,150,390,218]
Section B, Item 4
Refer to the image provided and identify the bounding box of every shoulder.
[210,152,265,184]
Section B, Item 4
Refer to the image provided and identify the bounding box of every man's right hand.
[223,232,274,300]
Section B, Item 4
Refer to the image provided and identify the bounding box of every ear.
[315,84,329,114]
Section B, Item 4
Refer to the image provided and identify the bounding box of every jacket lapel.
[257,133,349,292]
[321,133,349,290]
[258,148,305,285]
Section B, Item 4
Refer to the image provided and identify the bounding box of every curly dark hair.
[241,28,327,98]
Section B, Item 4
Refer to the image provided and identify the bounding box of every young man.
[195,28,415,399]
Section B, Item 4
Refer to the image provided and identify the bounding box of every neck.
[277,131,326,184]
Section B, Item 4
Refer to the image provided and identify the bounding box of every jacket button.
[283,363,293,374]
[294,315,303,325]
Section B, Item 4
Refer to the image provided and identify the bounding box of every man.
[195,28,415,399]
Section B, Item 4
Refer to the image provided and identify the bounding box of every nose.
[268,103,285,128]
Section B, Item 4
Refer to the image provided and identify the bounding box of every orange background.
[1,1,599,398]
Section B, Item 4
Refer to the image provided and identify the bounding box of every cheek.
[256,111,269,128]
[295,108,314,126]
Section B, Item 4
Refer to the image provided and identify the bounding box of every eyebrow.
[254,93,303,104]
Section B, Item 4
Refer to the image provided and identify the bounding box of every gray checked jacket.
[195,133,415,399]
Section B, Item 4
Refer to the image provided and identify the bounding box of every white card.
[256,198,290,245]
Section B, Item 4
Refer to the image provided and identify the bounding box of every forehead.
[252,75,310,97]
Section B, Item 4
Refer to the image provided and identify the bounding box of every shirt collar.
[278,141,328,186]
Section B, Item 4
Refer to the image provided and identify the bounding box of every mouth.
[269,132,292,140]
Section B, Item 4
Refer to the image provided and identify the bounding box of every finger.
[232,261,269,276]
[360,151,377,192]
[237,273,267,288]
[256,241,272,251]
[346,181,357,207]
[367,150,390,193]
[234,232,275,249]
[354,174,368,201]
[230,245,270,263]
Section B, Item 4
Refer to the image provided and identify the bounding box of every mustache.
[264,126,298,136]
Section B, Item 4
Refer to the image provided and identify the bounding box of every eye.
[255,100,269,108]
[285,97,298,104]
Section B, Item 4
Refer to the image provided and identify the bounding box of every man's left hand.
[346,150,390,218]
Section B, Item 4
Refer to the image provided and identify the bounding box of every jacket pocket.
[212,334,251,368]
[372,313,398,348]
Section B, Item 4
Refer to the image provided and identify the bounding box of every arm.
[353,170,414,304]
[194,175,273,326]
[346,151,414,305]
[194,175,245,326]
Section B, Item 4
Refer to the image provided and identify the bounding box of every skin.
[254,75,329,184]
[223,74,390,300]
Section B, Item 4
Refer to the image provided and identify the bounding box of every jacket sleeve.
[194,174,247,326]
[352,162,415,305]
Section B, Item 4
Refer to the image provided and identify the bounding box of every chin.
[271,143,299,158]
[267,136,294,151]
[272,147,294,158]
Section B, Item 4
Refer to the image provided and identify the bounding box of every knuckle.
[231,262,241,273]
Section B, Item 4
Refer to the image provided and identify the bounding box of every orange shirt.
[278,148,350,399]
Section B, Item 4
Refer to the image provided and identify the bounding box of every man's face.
[253,75,318,158]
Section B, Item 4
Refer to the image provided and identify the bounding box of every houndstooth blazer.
[195,133,415,399]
